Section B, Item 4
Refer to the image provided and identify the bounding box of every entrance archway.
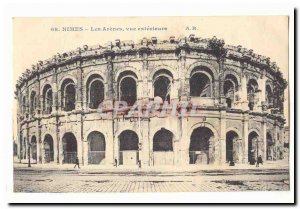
[266,132,274,160]
[152,128,174,165]
[119,130,139,165]
[62,132,77,164]
[226,131,239,163]
[88,131,106,164]
[31,136,37,162]
[44,134,54,163]
[189,127,214,164]
[248,131,259,164]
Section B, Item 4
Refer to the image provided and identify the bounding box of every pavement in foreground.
[13,164,290,193]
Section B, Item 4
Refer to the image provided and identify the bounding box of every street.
[14,165,289,193]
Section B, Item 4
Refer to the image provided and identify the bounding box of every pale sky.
[13,17,289,137]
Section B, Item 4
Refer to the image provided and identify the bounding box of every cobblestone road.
[14,166,289,193]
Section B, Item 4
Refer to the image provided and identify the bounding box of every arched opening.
[61,79,76,112]
[119,76,137,106]
[266,132,274,160]
[152,128,174,165]
[154,76,171,103]
[224,74,238,108]
[119,130,139,165]
[31,136,37,162]
[189,127,214,164]
[248,131,260,164]
[44,134,54,163]
[226,131,239,163]
[88,131,106,164]
[30,91,37,114]
[247,79,259,111]
[190,73,212,97]
[266,85,273,108]
[62,132,77,164]
[87,75,104,109]
[22,96,26,114]
[43,84,53,114]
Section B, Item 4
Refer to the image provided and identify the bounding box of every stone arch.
[118,130,139,165]
[186,61,218,80]
[248,130,260,164]
[115,66,141,82]
[44,134,54,163]
[29,90,37,114]
[117,71,138,106]
[189,68,214,97]
[87,131,106,164]
[152,128,175,165]
[42,84,53,114]
[58,75,78,89]
[226,130,239,163]
[189,126,215,164]
[189,122,220,139]
[61,78,76,111]
[31,135,37,161]
[150,65,178,80]
[223,68,241,85]
[86,74,105,109]
[62,132,77,164]
[266,131,274,160]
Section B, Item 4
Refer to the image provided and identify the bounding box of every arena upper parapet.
[16,35,285,88]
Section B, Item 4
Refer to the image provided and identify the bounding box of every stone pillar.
[76,60,83,110]
[53,68,59,112]
[41,140,45,164]
[179,48,188,101]
[37,124,42,164]
[219,58,225,105]
[262,118,267,161]
[180,117,189,165]
[241,74,248,110]
[242,114,249,163]
[219,110,227,165]
[83,140,88,166]
[106,129,114,166]
[113,134,119,166]
[141,120,150,167]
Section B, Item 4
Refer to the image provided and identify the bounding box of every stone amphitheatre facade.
[15,35,287,167]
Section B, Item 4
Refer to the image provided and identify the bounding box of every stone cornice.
[16,35,286,89]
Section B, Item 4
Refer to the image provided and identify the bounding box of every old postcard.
[11,16,292,202]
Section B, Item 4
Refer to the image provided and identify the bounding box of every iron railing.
[63,152,77,164]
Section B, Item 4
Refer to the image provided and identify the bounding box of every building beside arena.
[15,35,287,167]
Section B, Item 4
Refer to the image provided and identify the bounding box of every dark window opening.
[87,75,105,109]
[190,73,211,97]
[62,132,77,164]
[31,136,37,161]
[153,129,173,151]
[248,132,259,163]
[44,134,54,163]
[189,127,213,164]
[43,85,53,114]
[119,130,139,151]
[30,91,37,114]
[61,79,76,112]
[226,131,238,163]
[120,77,137,106]
[154,76,171,103]
[88,131,106,164]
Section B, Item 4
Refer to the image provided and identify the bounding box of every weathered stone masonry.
[15,35,287,167]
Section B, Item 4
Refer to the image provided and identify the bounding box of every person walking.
[74,157,80,169]
[256,155,263,167]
